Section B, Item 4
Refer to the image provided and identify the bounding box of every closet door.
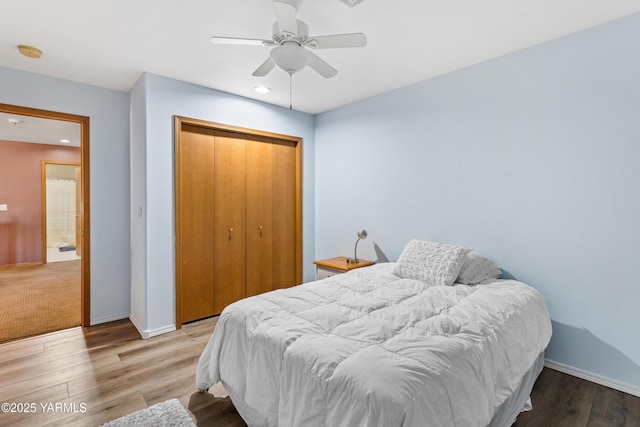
[245,136,273,297]
[272,138,299,289]
[177,124,215,323]
[213,131,246,313]
[175,116,302,328]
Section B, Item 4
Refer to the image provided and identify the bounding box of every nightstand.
[313,256,375,280]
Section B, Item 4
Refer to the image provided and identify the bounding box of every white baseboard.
[128,313,145,338]
[147,324,176,338]
[545,359,640,398]
[90,312,129,326]
[128,314,175,339]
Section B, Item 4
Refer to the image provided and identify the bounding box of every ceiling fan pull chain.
[289,73,293,110]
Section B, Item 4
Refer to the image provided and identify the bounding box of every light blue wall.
[129,73,148,332]
[0,66,131,324]
[316,14,640,390]
[130,73,316,336]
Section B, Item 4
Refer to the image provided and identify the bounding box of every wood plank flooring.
[0,317,243,427]
[514,367,640,427]
[0,317,638,426]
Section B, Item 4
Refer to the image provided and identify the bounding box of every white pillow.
[456,252,502,285]
[394,240,472,286]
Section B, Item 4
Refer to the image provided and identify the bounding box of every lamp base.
[346,258,360,263]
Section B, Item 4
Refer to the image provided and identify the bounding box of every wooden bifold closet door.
[175,118,302,327]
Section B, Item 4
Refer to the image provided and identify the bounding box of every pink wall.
[0,140,80,266]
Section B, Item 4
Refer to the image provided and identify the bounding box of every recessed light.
[254,86,271,94]
[60,139,71,144]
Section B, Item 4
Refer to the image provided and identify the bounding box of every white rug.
[100,398,196,427]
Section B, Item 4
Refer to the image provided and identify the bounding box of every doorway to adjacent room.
[0,103,90,343]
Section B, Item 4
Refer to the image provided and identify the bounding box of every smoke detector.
[7,118,23,125]
[18,45,42,59]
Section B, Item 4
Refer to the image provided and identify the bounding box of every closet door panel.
[245,136,274,297]
[213,131,246,313]
[272,139,298,289]
[177,124,215,323]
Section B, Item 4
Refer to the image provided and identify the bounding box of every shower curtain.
[46,178,76,248]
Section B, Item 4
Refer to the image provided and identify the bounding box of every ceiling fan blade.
[305,33,367,49]
[252,57,276,77]
[273,0,299,36]
[306,51,337,78]
[210,36,276,47]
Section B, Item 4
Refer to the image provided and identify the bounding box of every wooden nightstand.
[313,256,375,280]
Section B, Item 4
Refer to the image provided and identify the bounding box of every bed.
[196,240,552,427]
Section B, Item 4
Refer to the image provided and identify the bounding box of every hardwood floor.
[0,317,638,427]
[0,317,243,427]
[514,367,640,427]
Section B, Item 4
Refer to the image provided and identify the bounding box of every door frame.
[174,116,302,328]
[0,103,91,327]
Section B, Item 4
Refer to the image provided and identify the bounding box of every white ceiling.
[1,0,640,114]
[0,112,80,147]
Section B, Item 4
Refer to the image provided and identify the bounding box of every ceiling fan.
[210,0,367,78]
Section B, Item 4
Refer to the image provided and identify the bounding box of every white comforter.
[196,263,552,427]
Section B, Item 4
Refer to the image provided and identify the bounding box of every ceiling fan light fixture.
[211,0,366,79]
[270,42,309,74]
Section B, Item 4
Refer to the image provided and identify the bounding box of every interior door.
[177,124,216,323]
[213,131,246,314]
[272,138,299,289]
[245,135,273,297]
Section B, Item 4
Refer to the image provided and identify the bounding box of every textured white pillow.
[456,252,502,285]
[394,240,472,286]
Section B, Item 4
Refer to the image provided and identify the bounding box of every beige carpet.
[0,260,81,343]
